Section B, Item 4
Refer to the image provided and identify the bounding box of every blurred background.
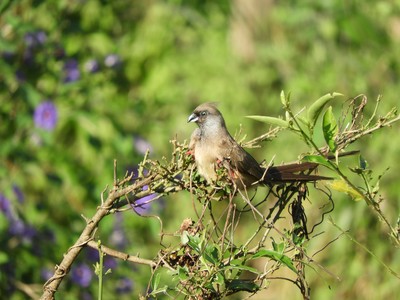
[1,0,399,299]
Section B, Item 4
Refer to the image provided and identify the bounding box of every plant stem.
[98,242,104,300]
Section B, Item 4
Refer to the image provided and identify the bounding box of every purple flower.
[115,277,133,294]
[132,185,156,215]
[24,31,47,48]
[104,54,121,68]
[36,31,47,45]
[8,218,25,235]
[63,59,80,83]
[85,247,100,262]
[109,227,127,249]
[104,257,117,270]
[12,185,24,203]
[126,165,139,179]
[0,193,36,242]
[9,219,36,243]
[126,165,150,182]
[71,264,93,288]
[24,33,37,48]
[41,268,53,281]
[64,59,78,69]
[133,135,153,155]
[0,194,13,220]
[84,59,100,73]
[34,101,58,131]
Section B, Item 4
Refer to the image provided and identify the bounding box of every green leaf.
[22,84,43,106]
[252,250,297,273]
[177,266,189,280]
[104,269,112,275]
[226,279,260,293]
[322,106,338,152]
[0,0,13,15]
[328,179,364,201]
[297,116,310,127]
[272,240,285,253]
[307,92,343,128]
[246,116,289,128]
[302,155,335,170]
[186,234,201,253]
[149,286,168,296]
[225,264,260,274]
[151,271,161,290]
[214,272,225,285]
[349,162,373,176]
[280,90,290,107]
[0,251,9,264]
[181,231,189,245]
[359,155,368,170]
[87,32,115,56]
[64,34,84,55]
[292,230,306,246]
[203,245,219,264]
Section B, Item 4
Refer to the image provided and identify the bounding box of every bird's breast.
[194,139,221,182]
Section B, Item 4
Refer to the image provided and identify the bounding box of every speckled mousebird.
[187,103,329,189]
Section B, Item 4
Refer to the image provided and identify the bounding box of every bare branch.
[87,240,156,267]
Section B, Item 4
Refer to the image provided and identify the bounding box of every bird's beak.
[187,113,198,123]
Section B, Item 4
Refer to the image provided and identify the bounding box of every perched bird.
[187,103,329,189]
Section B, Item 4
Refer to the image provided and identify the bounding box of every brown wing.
[219,138,265,184]
[217,136,329,186]
[235,146,266,180]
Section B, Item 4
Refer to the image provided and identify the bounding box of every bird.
[187,103,330,189]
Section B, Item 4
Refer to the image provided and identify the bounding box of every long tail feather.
[264,163,331,183]
[262,150,360,183]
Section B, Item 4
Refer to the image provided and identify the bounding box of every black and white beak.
[187,113,199,123]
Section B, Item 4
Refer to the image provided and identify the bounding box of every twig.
[40,173,157,300]
[13,280,41,299]
[329,217,400,279]
[87,240,156,267]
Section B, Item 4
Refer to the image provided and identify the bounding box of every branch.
[40,173,158,300]
[87,240,156,268]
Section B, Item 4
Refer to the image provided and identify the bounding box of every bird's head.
[187,103,226,130]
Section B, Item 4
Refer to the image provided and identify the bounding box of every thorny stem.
[329,217,400,279]
[286,104,400,246]
[87,240,156,267]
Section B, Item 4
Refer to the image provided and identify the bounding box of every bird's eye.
[200,111,207,116]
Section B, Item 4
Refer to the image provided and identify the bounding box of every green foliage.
[252,248,297,274]
[246,115,289,128]
[322,106,338,152]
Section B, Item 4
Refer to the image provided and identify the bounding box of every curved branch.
[40,173,158,300]
[87,240,156,267]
